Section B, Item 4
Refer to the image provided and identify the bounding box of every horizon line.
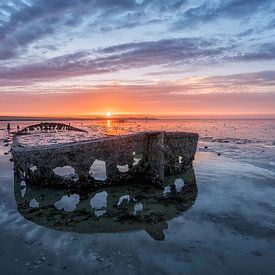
[1,113,275,121]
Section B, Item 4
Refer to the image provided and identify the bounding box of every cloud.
[0,0,144,59]
[0,0,275,97]
[1,67,275,98]
[0,0,94,59]
[1,34,275,85]
[173,0,275,30]
[0,0,189,60]
[167,70,275,95]
[1,0,274,62]
[0,37,227,82]
[232,43,275,62]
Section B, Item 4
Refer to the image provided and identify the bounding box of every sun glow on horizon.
[106,112,112,117]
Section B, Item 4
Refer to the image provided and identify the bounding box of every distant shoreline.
[0,116,275,121]
[0,116,159,121]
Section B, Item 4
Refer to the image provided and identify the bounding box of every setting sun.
[106,112,111,117]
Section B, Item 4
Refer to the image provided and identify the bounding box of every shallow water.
[0,120,275,274]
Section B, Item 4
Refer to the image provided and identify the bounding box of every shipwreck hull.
[12,131,198,188]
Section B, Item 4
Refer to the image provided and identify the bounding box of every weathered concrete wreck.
[12,123,198,188]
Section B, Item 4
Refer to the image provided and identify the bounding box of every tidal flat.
[0,119,275,275]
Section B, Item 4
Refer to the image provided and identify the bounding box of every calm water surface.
[0,119,274,274]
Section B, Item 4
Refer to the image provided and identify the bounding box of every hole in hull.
[117,195,130,206]
[89,160,107,181]
[117,164,129,173]
[133,202,143,215]
[30,165,37,172]
[90,191,108,210]
[29,198,39,208]
[53,166,76,177]
[133,157,141,166]
[174,178,185,192]
[54,194,80,212]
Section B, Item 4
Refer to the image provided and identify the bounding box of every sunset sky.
[0,0,275,118]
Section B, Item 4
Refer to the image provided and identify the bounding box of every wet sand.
[0,120,275,274]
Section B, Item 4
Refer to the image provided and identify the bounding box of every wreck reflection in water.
[14,168,197,241]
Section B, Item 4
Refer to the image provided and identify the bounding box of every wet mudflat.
[0,120,275,274]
